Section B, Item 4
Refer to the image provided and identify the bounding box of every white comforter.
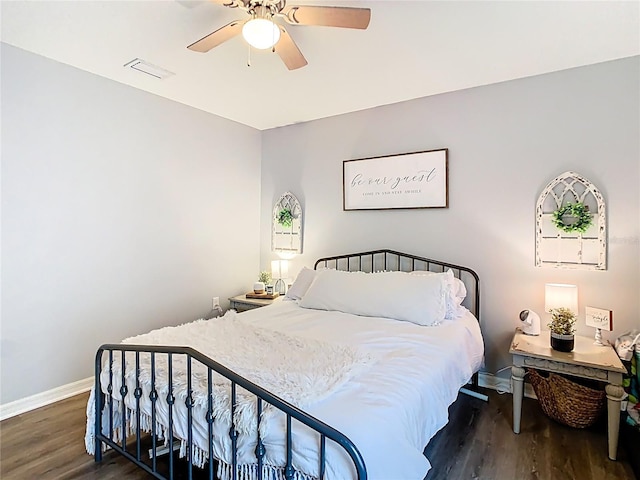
[89,300,483,480]
[237,301,484,480]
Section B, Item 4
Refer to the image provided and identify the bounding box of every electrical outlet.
[212,297,220,309]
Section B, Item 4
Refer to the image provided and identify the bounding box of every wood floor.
[424,391,635,480]
[0,389,635,480]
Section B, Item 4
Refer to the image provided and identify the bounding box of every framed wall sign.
[343,149,448,211]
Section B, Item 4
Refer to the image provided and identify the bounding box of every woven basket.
[528,368,606,428]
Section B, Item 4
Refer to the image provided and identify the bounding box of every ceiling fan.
[187,0,371,70]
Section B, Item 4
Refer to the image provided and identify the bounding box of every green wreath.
[552,202,593,234]
[277,208,293,228]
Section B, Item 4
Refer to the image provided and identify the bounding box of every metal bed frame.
[93,344,366,480]
[92,249,484,479]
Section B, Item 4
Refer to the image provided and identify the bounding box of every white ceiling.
[2,0,638,130]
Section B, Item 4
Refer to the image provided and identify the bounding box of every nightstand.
[229,294,281,313]
[509,329,627,460]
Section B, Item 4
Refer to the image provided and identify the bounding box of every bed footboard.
[93,344,367,480]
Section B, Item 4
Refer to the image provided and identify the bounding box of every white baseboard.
[478,372,537,399]
[0,376,93,421]
[0,371,537,421]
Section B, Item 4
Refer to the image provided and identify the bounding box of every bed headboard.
[314,249,480,323]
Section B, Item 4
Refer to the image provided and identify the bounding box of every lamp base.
[274,278,286,295]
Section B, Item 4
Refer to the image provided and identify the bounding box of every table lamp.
[544,283,578,316]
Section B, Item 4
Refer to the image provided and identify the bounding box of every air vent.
[124,59,174,80]
[175,0,206,8]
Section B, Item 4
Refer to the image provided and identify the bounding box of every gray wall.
[1,44,262,404]
[2,45,637,405]
[260,57,640,374]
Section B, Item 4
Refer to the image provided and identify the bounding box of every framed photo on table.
[343,149,448,211]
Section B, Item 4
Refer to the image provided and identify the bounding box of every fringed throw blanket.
[85,311,373,477]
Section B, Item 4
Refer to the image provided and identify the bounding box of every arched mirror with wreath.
[272,192,303,255]
[535,171,606,270]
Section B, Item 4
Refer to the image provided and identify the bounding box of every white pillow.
[299,269,447,326]
[446,270,467,304]
[284,267,318,300]
[411,269,467,319]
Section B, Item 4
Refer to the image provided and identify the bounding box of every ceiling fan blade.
[281,6,371,29]
[187,20,244,52]
[274,27,308,70]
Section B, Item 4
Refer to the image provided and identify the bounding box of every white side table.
[509,329,627,460]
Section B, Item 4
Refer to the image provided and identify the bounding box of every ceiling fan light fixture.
[187,2,371,70]
[242,17,281,50]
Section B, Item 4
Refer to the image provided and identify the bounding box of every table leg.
[511,366,525,434]
[605,384,625,461]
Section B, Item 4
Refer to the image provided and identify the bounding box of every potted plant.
[254,271,272,294]
[548,307,576,352]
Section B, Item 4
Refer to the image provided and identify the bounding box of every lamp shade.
[271,260,289,279]
[545,283,578,314]
[242,18,280,49]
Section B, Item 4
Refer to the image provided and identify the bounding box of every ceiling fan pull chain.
[247,44,252,67]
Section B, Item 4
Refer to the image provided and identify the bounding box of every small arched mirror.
[272,192,303,255]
